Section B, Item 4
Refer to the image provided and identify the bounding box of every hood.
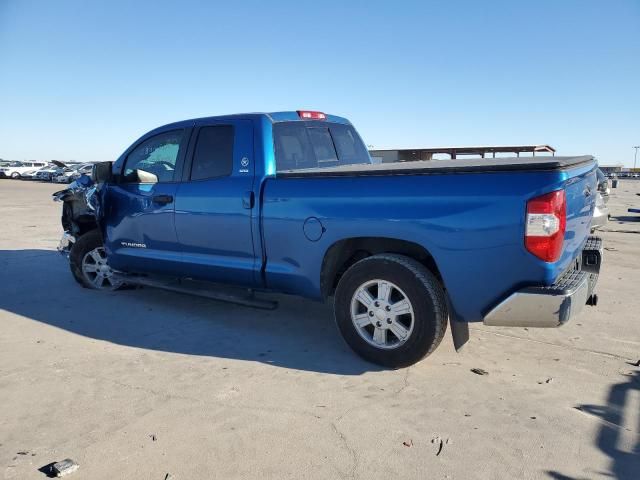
[51,160,67,168]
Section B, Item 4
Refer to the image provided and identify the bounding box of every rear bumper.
[483,236,602,328]
[591,203,609,230]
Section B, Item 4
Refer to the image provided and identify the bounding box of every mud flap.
[450,316,470,351]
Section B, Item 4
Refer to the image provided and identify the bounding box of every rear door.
[173,119,257,286]
[103,129,190,275]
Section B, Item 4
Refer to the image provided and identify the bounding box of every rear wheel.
[69,230,123,290]
[334,254,448,368]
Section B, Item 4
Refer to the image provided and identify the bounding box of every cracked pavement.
[0,181,639,479]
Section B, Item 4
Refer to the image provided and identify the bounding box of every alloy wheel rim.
[350,279,414,350]
[81,247,121,289]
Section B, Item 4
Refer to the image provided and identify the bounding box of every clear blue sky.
[1,0,639,166]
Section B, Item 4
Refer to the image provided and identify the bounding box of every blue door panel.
[103,182,182,274]
[174,119,257,286]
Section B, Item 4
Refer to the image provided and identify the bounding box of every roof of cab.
[148,111,350,135]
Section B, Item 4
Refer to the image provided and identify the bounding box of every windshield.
[274,122,371,172]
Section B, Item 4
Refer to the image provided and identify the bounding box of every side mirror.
[91,161,113,184]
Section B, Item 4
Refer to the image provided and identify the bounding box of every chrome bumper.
[57,232,76,255]
[591,204,609,230]
[484,236,602,328]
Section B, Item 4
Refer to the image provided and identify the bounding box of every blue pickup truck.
[55,110,602,367]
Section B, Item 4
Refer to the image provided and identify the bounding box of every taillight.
[525,190,566,262]
[297,110,326,120]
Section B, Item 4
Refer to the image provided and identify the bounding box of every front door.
[103,128,189,275]
[174,119,257,286]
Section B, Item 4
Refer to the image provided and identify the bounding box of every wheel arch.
[320,237,444,300]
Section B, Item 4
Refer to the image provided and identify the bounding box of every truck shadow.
[0,249,382,375]
[546,369,640,480]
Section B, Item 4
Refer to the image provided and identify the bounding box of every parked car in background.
[35,161,69,181]
[0,161,48,178]
[53,163,94,183]
[20,166,50,180]
[55,110,602,367]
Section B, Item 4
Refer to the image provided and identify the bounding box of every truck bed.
[263,155,597,323]
[279,155,594,177]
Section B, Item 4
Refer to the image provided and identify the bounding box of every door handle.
[152,194,174,205]
[242,191,255,209]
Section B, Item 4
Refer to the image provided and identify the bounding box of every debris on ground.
[537,377,553,384]
[51,458,79,477]
[150,434,157,441]
[470,368,488,376]
[402,439,413,447]
[431,436,452,456]
[432,436,443,455]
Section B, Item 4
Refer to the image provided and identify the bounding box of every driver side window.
[123,130,184,183]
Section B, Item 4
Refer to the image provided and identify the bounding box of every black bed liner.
[278,155,595,178]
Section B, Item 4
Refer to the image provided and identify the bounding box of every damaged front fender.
[53,176,99,244]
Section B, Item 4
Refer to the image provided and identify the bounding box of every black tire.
[334,254,448,368]
[11,172,20,179]
[69,229,123,290]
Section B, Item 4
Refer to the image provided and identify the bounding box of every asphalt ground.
[0,179,638,479]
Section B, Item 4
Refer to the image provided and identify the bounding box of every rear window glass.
[308,128,338,166]
[274,122,370,172]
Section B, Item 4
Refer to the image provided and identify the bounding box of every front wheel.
[11,172,20,179]
[334,254,448,368]
[69,230,123,290]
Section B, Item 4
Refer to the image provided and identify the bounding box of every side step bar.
[115,275,278,310]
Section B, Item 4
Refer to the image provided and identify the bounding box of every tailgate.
[561,163,597,268]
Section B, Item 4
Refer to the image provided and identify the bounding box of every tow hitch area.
[582,235,602,307]
[582,236,602,275]
[484,235,603,327]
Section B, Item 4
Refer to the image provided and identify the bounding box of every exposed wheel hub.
[81,247,122,290]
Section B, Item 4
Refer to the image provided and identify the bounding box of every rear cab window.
[274,121,371,173]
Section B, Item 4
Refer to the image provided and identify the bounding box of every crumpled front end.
[57,232,76,256]
[53,177,98,256]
